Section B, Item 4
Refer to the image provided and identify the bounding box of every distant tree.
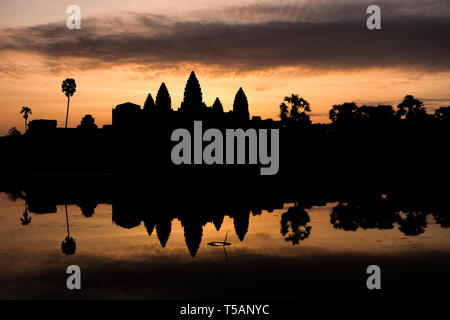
[20,107,32,132]
[143,93,156,111]
[359,105,396,122]
[77,114,98,129]
[233,88,250,121]
[212,97,224,113]
[434,106,450,121]
[282,94,311,126]
[396,95,428,120]
[180,71,203,114]
[329,102,359,123]
[7,127,21,137]
[62,78,76,128]
[155,82,172,112]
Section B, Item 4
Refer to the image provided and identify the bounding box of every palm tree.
[61,78,76,128]
[281,94,311,126]
[20,107,32,132]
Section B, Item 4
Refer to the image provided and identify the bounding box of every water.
[1,192,449,299]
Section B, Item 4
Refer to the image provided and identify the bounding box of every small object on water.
[208,232,231,247]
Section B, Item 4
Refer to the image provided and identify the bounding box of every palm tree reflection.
[20,201,32,226]
[61,205,76,255]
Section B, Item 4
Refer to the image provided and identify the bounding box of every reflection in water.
[61,205,76,255]
[20,201,32,226]
[0,186,450,300]
[397,210,428,236]
[1,187,450,257]
[208,232,232,264]
[280,204,311,245]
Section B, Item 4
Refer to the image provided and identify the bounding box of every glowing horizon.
[1,0,449,135]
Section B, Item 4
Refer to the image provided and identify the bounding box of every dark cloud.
[0,3,449,74]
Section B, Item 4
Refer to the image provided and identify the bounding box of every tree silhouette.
[62,78,76,128]
[396,95,428,120]
[77,114,98,129]
[281,94,311,126]
[155,83,172,112]
[279,102,289,123]
[434,106,450,121]
[20,107,32,133]
[212,97,224,114]
[359,105,396,122]
[280,204,311,245]
[180,71,203,114]
[397,210,427,236]
[329,102,359,123]
[143,93,156,111]
[233,88,250,121]
[7,127,21,137]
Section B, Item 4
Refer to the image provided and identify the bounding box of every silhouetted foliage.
[359,105,396,122]
[61,236,76,255]
[397,210,428,236]
[434,106,450,121]
[233,88,250,121]
[329,102,359,123]
[20,107,32,132]
[279,102,289,123]
[280,205,311,245]
[62,205,76,255]
[7,127,21,137]
[433,211,450,228]
[20,208,32,226]
[396,95,428,121]
[280,94,311,126]
[77,114,98,129]
[62,78,76,128]
[143,93,156,111]
[155,82,172,112]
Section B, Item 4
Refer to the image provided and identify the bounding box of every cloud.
[0,2,449,75]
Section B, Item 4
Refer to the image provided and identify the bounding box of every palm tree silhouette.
[61,78,76,128]
[61,204,76,255]
[281,94,311,126]
[20,201,31,226]
[20,107,32,133]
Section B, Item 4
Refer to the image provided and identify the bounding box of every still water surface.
[1,192,449,299]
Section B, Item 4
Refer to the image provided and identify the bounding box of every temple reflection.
[2,183,450,257]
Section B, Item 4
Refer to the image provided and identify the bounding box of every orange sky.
[1,0,449,135]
